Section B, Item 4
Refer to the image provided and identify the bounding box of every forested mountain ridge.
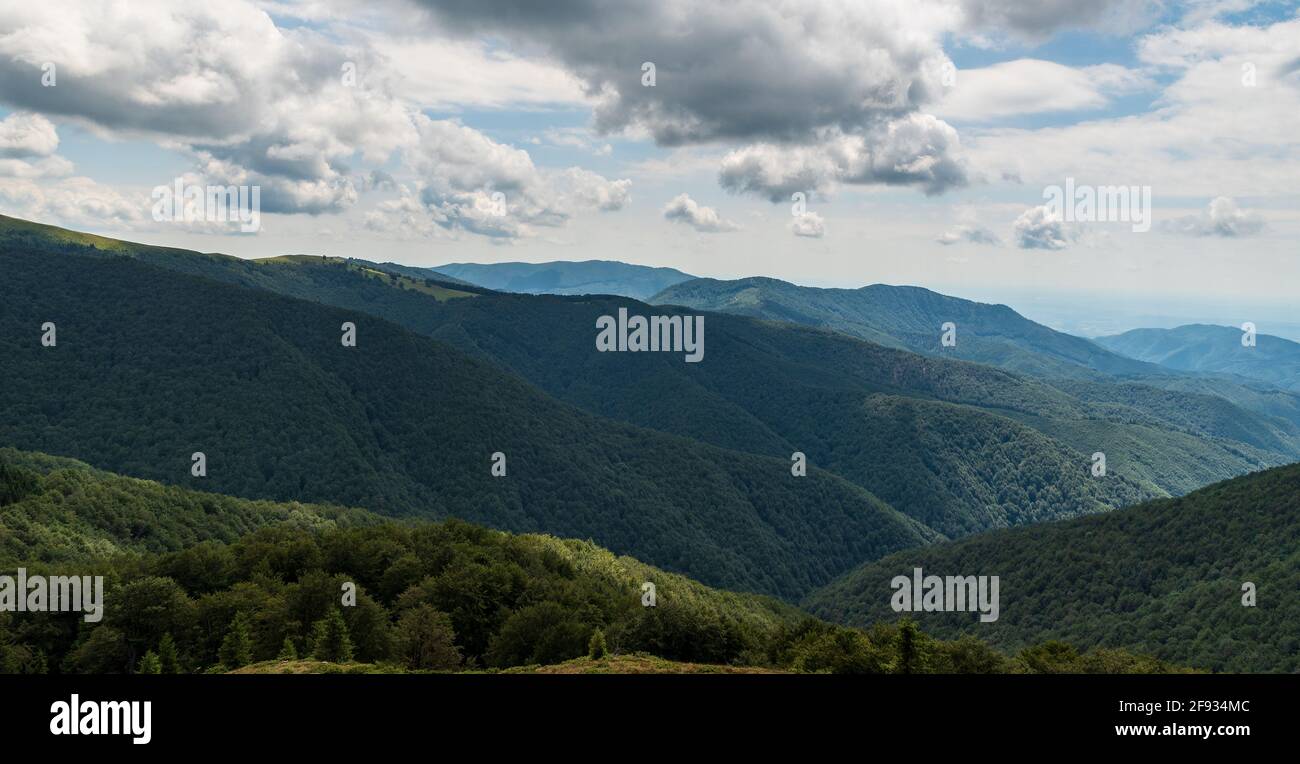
[803,462,1300,673]
[0,448,1189,676]
[0,245,937,600]
[0,217,1169,540]
[3,215,1289,534]
[0,447,378,565]
[651,276,1161,379]
[651,276,1300,434]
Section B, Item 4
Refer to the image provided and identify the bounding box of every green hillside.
[5,214,1287,539]
[0,245,937,600]
[0,453,1180,675]
[803,463,1300,673]
[0,448,376,565]
[0,214,1177,541]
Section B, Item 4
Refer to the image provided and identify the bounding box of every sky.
[0,0,1297,336]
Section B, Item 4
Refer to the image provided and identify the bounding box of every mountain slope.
[1,449,1182,675]
[3,215,1289,530]
[803,463,1300,673]
[0,456,806,672]
[652,277,1161,379]
[0,216,1173,539]
[0,447,378,565]
[0,245,938,600]
[1097,324,1300,393]
[433,260,695,299]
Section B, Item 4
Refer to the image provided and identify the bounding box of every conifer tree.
[588,628,608,660]
[310,609,354,663]
[157,633,181,674]
[218,612,254,669]
[137,650,162,674]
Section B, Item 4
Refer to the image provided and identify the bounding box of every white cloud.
[0,112,59,157]
[937,222,1001,246]
[790,212,826,238]
[961,16,1300,198]
[363,115,629,240]
[1013,205,1075,249]
[935,60,1153,122]
[0,1,632,236]
[1163,196,1266,236]
[0,176,144,230]
[663,193,739,233]
[0,155,74,179]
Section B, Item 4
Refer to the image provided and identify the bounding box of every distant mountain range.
[651,276,1162,379]
[432,260,695,300]
[4,216,1295,540]
[1097,324,1300,393]
[1,213,1296,673]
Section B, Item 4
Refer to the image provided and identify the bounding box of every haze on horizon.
[0,0,1296,331]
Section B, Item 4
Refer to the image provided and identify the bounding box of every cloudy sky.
[0,1,1297,335]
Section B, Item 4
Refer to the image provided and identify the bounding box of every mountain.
[433,260,695,299]
[647,275,1300,487]
[803,462,1300,673]
[1096,324,1300,393]
[5,215,1291,535]
[0,447,380,566]
[651,277,1161,379]
[1,217,1175,539]
[1,446,1181,675]
[0,242,940,601]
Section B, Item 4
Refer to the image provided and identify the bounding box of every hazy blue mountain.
[1096,324,1300,393]
[652,276,1161,379]
[434,260,695,299]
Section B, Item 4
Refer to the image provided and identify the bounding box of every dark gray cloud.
[414,0,968,197]
[959,0,1160,39]
[415,0,947,145]
[718,115,967,200]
